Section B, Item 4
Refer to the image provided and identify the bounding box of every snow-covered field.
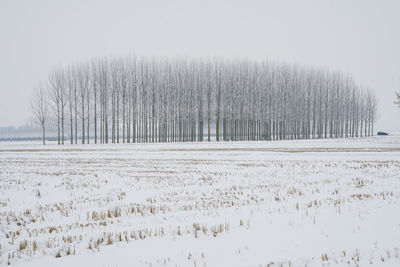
[1,135,400,266]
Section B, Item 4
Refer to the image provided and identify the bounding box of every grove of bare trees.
[31,56,378,144]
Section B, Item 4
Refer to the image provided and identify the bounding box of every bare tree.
[66,66,76,144]
[30,85,49,145]
[48,70,61,145]
[91,60,99,144]
[76,63,90,144]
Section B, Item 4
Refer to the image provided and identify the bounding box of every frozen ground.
[0,135,400,266]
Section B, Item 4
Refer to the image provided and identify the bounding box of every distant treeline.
[0,121,59,140]
[30,56,377,145]
[0,137,60,142]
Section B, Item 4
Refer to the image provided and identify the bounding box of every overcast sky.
[0,0,399,131]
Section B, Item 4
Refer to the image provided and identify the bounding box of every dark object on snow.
[377,131,388,136]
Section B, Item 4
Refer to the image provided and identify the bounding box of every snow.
[1,135,400,266]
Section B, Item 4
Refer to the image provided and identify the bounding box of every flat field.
[0,135,400,266]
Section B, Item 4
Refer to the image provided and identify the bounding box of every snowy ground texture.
[1,135,400,267]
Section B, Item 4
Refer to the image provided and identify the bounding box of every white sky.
[0,0,399,131]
